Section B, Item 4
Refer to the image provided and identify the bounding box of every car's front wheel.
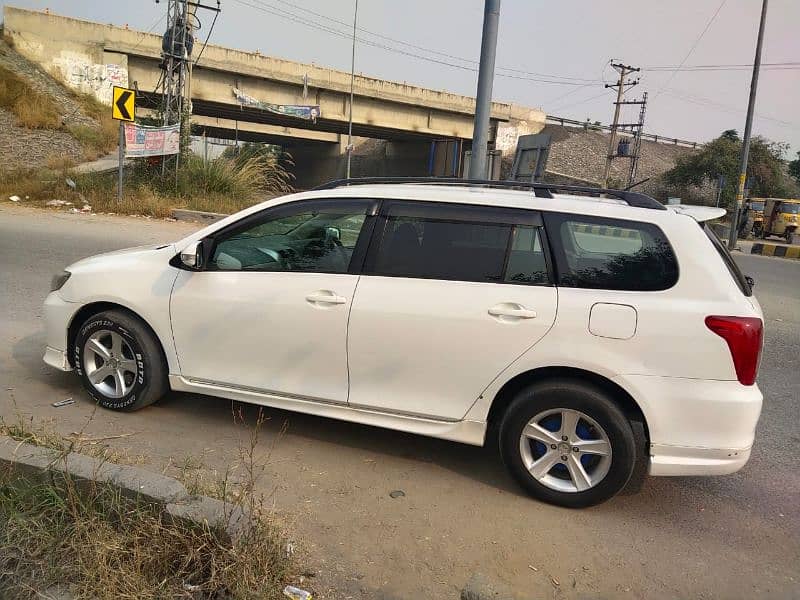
[499,379,637,508]
[73,309,168,411]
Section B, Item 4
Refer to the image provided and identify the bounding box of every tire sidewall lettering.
[75,317,148,409]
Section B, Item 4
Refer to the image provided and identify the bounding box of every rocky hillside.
[542,124,697,195]
[0,36,114,171]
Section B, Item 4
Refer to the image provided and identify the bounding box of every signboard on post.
[124,123,181,158]
[111,86,136,122]
[111,86,136,203]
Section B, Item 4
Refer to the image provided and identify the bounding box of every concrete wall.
[3,6,545,142]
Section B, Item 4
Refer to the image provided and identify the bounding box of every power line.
[552,89,612,113]
[194,1,221,65]
[653,0,727,99]
[268,0,603,82]
[230,0,601,85]
[662,88,798,128]
[645,61,799,71]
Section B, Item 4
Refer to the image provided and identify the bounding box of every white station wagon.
[43,179,764,507]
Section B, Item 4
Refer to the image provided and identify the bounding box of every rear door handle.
[306,290,347,305]
[488,304,537,320]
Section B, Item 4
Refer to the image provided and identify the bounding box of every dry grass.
[0,64,62,129]
[0,410,294,599]
[68,118,119,160]
[0,149,293,218]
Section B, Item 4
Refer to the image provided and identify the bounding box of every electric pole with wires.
[602,61,640,188]
[155,0,221,175]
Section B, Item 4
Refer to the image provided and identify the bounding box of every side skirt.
[169,375,487,446]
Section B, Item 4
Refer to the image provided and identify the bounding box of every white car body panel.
[42,185,765,478]
[46,244,182,373]
[346,276,557,420]
[170,270,357,403]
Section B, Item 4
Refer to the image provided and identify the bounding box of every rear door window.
[365,201,550,285]
[543,213,678,291]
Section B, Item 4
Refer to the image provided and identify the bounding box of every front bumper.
[613,374,762,477]
[42,291,77,372]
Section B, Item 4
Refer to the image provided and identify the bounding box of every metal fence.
[545,115,701,149]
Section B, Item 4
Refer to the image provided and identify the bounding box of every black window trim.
[362,199,554,287]
[190,197,380,275]
[703,222,753,296]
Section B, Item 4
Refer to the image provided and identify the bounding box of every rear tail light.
[705,316,763,385]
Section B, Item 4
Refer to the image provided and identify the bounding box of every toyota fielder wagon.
[43,179,764,507]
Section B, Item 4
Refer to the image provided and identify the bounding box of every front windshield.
[750,201,764,211]
[779,203,800,214]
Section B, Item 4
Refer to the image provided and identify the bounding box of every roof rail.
[314,177,666,210]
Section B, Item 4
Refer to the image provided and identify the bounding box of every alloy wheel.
[82,330,138,399]
[519,408,612,493]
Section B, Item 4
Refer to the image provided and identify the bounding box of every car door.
[170,198,375,404]
[346,200,558,420]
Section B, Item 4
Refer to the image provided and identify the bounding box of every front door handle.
[488,303,537,320]
[306,290,347,306]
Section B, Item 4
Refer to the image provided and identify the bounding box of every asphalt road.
[1,203,798,599]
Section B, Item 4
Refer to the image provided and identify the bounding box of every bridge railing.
[545,115,701,149]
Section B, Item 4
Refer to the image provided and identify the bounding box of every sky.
[2,0,799,155]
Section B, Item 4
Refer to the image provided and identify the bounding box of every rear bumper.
[649,443,751,476]
[613,374,762,477]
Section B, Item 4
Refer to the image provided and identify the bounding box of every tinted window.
[209,201,368,273]
[505,226,549,284]
[368,203,549,285]
[544,213,678,291]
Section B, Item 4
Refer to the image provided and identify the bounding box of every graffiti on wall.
[52,52,128,105]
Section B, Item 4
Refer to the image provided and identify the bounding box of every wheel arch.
[486,366,650,442]
[67,301,169,370]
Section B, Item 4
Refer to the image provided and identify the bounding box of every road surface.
[1,203,798,599]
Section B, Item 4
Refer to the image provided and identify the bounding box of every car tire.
[73,309,168,411]
[499,379,637,508]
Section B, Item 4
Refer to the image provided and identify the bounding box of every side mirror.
[745,275,755,289]
[180,240,205,270]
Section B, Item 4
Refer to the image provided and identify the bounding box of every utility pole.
[157,0,220,176]
[602,61,640,188]
[727,0,768,249]
[345,0,358,179]
[468,0,501,180]
[628,91,648,186]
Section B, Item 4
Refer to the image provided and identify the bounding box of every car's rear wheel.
[499,379,637,508]
[73,310,168,411]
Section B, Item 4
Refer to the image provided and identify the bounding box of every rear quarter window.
[543,213,679,291]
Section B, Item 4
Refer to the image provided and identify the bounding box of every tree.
[663,131,794,207]
[789,150,800,186]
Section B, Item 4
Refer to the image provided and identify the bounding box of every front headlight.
[50,271,71,292]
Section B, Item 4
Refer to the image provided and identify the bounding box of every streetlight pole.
[727,0,768,249]
[468,0,501,180]
[345,0,358,179]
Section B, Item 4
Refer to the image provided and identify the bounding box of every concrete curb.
[750,242,800,259]
[0,435,250,541]
[171,208,228,223]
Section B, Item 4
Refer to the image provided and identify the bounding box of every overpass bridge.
[3,6,545,184]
